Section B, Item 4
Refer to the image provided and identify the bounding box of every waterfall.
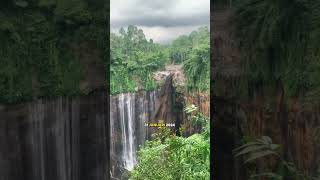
[119,93,136,170]
[110,91,157,177]
[0,92,108,180]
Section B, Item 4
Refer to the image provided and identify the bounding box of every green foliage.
[234,0,320,99]
[130,106,210,180]
[183,42,210,92]
[234,136,281,164]
[184,104,209,134]
[234,136,318,180]
[111,26,209,94]
[110,25,167,94]
[180,27,210,92]
[0,0,107,103]
[167,27,210,93]
[169,35,192,64]
[130,131,210,180]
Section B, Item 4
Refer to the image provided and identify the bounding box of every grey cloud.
[111,0,209,43]
[136,0,176,10]
[112,14,209,29]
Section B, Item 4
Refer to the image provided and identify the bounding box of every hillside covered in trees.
[110,25,210,94]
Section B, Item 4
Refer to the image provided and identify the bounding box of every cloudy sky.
[111,0,210,44]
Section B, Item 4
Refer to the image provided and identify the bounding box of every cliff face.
[212,8,320,179]
[0,91,109,180]
[153,74,177,125]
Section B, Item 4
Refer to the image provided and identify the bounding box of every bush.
[130,106,210,180]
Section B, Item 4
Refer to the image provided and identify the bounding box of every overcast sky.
[111,0,210,44]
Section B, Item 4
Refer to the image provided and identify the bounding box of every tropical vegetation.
[234,136,320,179]
[0,0,107,104]
[130,105,210,180]
[110,25,167,94]
[110,25,210,94]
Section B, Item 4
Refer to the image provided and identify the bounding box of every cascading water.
[0,92,109,180]
[119,93,136,170]
[110,91,157,178]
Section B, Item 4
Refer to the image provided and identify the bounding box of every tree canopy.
[110,25,167,94]
[0,0,107,103]
[110,25,210,94]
